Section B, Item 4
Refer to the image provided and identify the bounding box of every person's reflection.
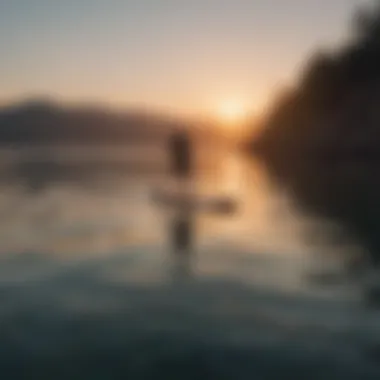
[170,210,194,281]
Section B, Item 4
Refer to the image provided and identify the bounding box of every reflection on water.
[0,146,367,295]
[264,159,380,270]
[2,146,380,378]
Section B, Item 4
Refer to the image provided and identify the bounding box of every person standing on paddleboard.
[167,127,194,275]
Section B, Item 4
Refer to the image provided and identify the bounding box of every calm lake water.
[0,145,360,293]
[1,145,380,379]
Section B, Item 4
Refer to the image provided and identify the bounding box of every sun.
[215,98,251,125]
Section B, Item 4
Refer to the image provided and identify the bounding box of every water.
[1,145,380,379]
[0,146,353,291]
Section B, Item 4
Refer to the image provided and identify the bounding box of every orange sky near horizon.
[0,0,372,120]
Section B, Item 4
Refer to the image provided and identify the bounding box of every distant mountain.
[0,99,191,146]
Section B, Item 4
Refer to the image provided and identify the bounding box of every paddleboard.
[151,188,238,215]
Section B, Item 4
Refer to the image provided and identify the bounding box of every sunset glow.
[214,98,252,126]
[0,1,365,117]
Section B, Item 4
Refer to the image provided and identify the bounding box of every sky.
[0,0,373,118]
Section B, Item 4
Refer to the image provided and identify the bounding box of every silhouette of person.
[169,128,192,180]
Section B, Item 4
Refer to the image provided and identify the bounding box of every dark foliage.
[252,1,380,163]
